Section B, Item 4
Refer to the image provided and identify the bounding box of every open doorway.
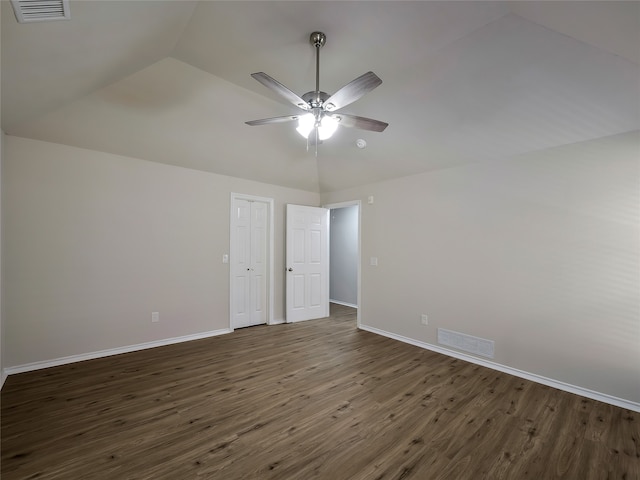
[326,201,361,327]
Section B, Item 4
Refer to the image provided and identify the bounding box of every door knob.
[288,268,293,272]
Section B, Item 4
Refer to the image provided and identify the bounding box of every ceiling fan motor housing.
[302,91,330,108]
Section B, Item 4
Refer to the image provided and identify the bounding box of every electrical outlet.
[151,312,160,323]
[421,314,428,325]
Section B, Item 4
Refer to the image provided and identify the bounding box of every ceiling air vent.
[11,0,70,23]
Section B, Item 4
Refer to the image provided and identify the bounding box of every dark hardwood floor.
[2,304,638,479]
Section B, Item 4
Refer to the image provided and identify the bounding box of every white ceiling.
[2,1,639,193]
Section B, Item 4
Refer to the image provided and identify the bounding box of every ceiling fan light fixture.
[296,113,315,138]
[318,115,338,140]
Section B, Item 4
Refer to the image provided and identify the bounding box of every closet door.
[231,199,267,328]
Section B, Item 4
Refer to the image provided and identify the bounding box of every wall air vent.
[11,0,70,23]
[437,328,495,359]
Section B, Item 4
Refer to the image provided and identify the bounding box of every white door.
[231,198,268,328]
[286,204,329,322]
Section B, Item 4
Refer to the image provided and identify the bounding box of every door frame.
[230,193,275,329]
[323,200,362,329]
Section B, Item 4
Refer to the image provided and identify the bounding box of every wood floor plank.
[2,304,638,479]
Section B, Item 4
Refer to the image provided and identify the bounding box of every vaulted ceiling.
[2,1,639,193]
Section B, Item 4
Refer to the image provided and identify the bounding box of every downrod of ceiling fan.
[310,32,326,104]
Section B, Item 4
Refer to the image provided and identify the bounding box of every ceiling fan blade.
[335,114,388,132]
[245,115,299,126]
[251,72,309,111]
[323,72,382,112]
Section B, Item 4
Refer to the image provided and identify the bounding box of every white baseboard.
[4,328,232,376]
[269,318,285,325]
[1,369,7,390]
[360,324,640,413]
[330,300,358,308]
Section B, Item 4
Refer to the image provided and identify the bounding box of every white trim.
[4,328,231,375]
[1,370,7,390]
[330,299,358,309]
[270,318,285,325]
[323,200,362,329]
[360,324,640,413]
[230,193,275,329]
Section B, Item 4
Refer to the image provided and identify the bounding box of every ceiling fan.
[245,32,388,147]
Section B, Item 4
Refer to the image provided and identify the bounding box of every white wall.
[330,206,358,306]
[3,136,319,368]
[1,3,5,388]
[322,130,640,406]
